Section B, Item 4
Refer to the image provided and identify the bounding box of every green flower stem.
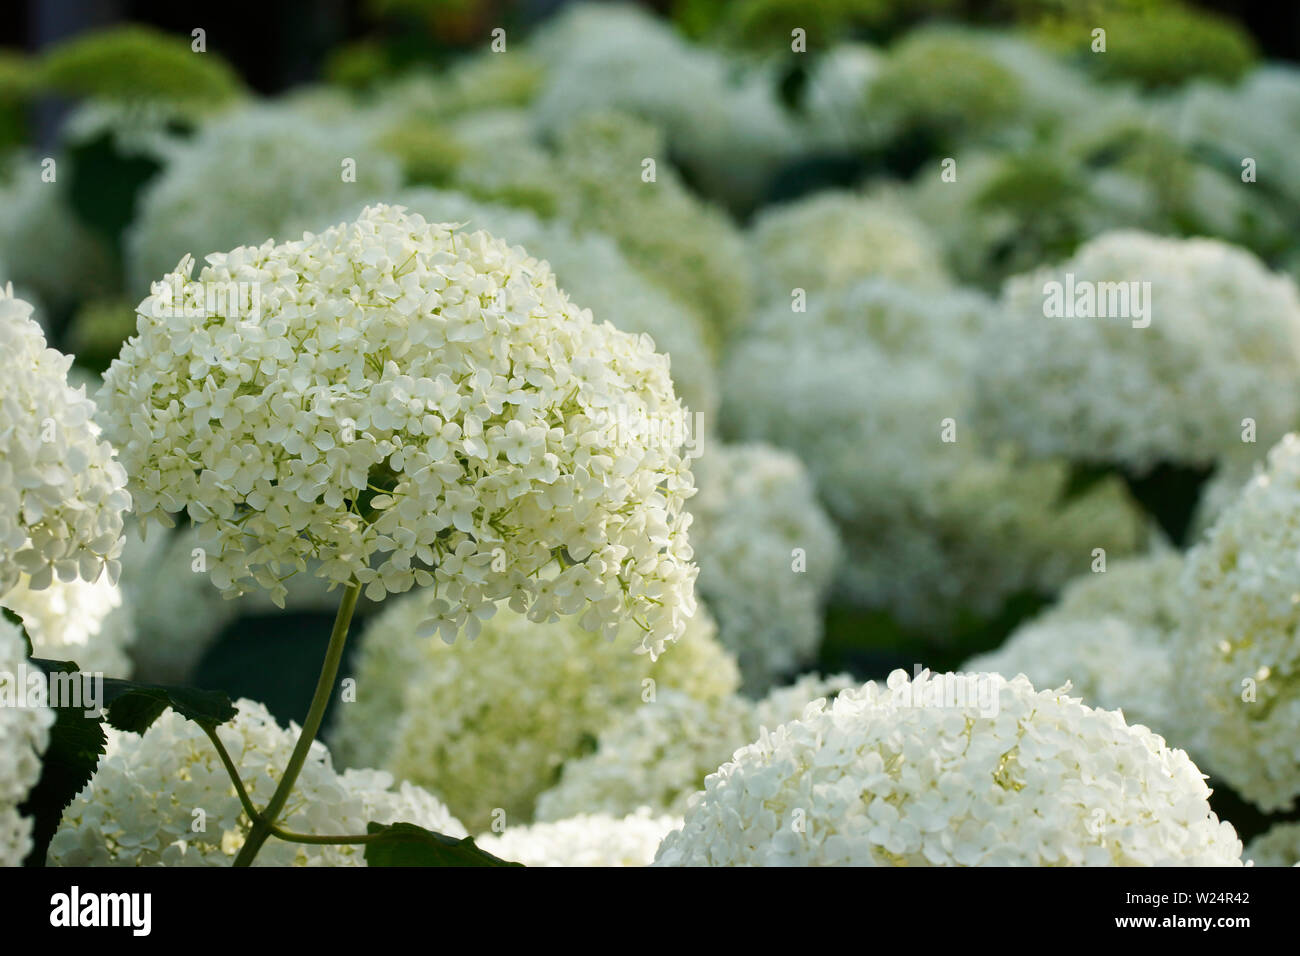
[268,826,381,845]
[202,724,262,826]
[232,580,361,867]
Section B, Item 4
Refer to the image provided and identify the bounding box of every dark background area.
[2,0,1296,95]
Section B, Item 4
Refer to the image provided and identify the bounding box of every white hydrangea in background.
[476,809,681,867]
[99,204,699,656]
[0,614,54,867]
[654,671,1243,867]
[1169,66,1300,211]
[1,572,135,676]
[975,231,1300,475]
[47,699,464,866]
[536,674,853,821]
[330,592,738,830]
[125,104,402,293]
[1245,822,1300,867]
[1,287,130,596]
[748,189,951,304]
[797,43,884,152]
[688,443,840,691]
[1176,433,1300,811]
[723,278,1144,630]
[547,110,755,344]
[527,2,797,211]
[966,552,1184,740]
[0,155,116,310]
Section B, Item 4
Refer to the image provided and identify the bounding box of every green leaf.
[363,822,523,867]
[19,659,107,866]
[99,679,238,734]
[2,605,32,658]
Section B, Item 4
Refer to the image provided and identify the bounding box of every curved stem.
[269,825,381,845]
[232,580,361,867]
[202,724,263,827]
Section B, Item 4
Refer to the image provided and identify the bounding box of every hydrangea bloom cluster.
[967,552,1185,738]
[723,278,1143,629]
[1,287,130,596]
[654,671,1244,866]
[98,204,699,655]
[1,571,136,676]
[330,592,738,830]
[0,614,54,866]
[975,231,1300,475]
[1176,434,1300,811]
[749,190,951,304]
[125,105,402,290]
[1245,822,1300,867]
[48,699,464,866]
[688,443,840,691]
[476,809,681,867]
[536,674,854,821]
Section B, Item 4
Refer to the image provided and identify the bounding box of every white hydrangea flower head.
[749,189,951,304]
[125,104,402,292]
[536,674,854,821]
[477,809,681,867]
[689,443,840,691]
[723,278,1143,630]
[0,614,55,866]
[0,287,130,597]
[1176,433,1300,811]
[1245,822,1300,867]
[967,552,1185,739]
[654,671,1243,866]
[1,571,135,677]
[99,204,699,656]
[48,698,465,866]
[332,589,737,831]
[975,231,1300,475]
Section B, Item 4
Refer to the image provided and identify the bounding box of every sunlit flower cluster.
[654,671,1243,866]
[99,204,699,656]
